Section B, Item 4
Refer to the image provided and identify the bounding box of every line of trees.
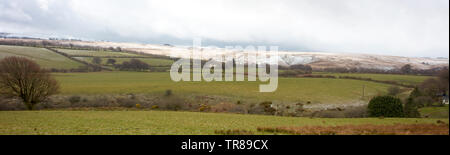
[414,68,449,103]
[114,59,150,71]
[46,48,106,72]
[370,68,449,118]
[313,64,447,76]
[279,64,313,77]
[0,39,123,52]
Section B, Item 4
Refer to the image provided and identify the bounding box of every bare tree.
[438,68,449,91]
[0,57,60,110]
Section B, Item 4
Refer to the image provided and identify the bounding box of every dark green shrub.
[368,96,404,117]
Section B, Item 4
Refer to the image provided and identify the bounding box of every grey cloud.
[0,0,448,58]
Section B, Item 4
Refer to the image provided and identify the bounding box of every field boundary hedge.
[294,74,416,88]
[46,48,112,71]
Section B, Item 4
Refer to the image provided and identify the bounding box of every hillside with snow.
[2,38,448,70]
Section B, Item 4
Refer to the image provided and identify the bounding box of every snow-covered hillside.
[3,38,448,70]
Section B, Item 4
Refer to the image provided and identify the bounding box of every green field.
[56,48,143,57]
[0,111,446,135]
[314,72,430,86]
[1,45,407,104]
[0,45,85,69]
[54,72,395,104]
[419,105,449,118]
[74,57,174,66]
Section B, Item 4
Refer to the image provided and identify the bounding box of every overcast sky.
[0,0,448,57]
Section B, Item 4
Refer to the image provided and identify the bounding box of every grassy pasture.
[0,45,85,69]
[314,72,431,86]
[0,111,446,135]
[54,72,394,104]
[419,105,449,118]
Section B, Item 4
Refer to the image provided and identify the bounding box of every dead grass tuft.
[214,129,254,135]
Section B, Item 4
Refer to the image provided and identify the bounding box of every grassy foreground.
[0,111,447,135]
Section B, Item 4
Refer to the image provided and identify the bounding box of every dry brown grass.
[214,129,254,135]
[257,123,449,135]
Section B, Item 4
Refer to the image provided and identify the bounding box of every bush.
[247,103,265,114]
[165,90,172,96]
[114,59,150,71]
[259,101,276,115]
[211,102,246,113]
[419,78,446,100]
[151,105,159,109]
[344,106,368,118]
[116,97,138,108]
[0,96,25,110]
[368,96,404,117]
[160,96,185,111]
[68,96,81,104]
[198,104,210,112]
[413,96,434,107]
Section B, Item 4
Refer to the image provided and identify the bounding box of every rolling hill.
[1,38,448,70]
[0,45,85,69]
